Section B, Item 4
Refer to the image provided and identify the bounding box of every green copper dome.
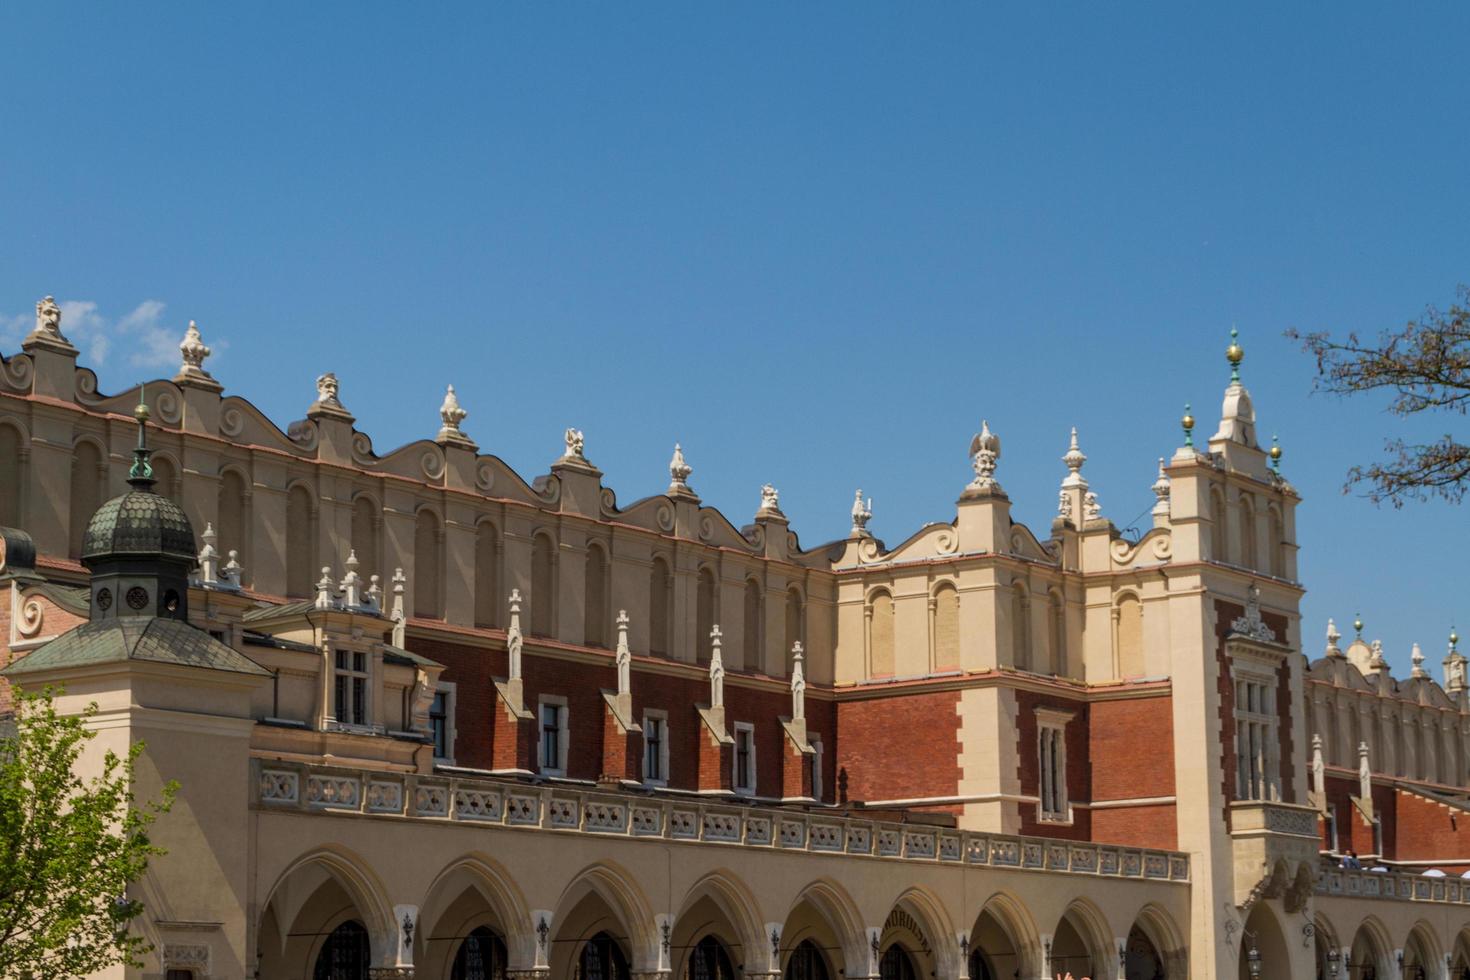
[81,489,196,565]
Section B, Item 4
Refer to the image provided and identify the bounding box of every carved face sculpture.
[316,373,340,404]
[35,295,61,334]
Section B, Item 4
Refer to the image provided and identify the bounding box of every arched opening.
[1126,905,1186,980]
[68,439,104,558]
[685,935,737,980]
[1239,495,1257,570]
[1210,486,1228,561]
[1050,907,1100,980]
[0,424,23,528]
[531,533,555,637]
[574,932,630,980]
[350,495,380,583]
[869,590,895,677]
[649,556,672,657]
[313,920,369,980]
[969,896,1039,980]
[1403,922,1441,980]
[1012,582,1031,671]
[150,454,179,503]
[878,946,916,980]
[785,588,804,668]
[585,543,609,648]
[286,484,316,598]
[1451,927,1470,980]
[218,468,250,584]
[1123,923,1163,979]
[784,940,831,980]
[696,567,716,663]
[1313,915,1339,980]
[475,522,499,628]
[1239,903,1291,980]
[415,509,444,619]
[743,579,763,669]
[1268,505,1286,578]
[932,583,960,671]
[1047,588,1066,677]
[451,926,508,980]
[1115,594,1144,679]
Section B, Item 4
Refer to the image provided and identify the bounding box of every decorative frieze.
[259,770,299,804]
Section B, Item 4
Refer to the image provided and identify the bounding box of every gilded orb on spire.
[1226,326,1243,382]
[1353,613,1364,639]
[1269,434,1282,473]
[1181,403,1195,448]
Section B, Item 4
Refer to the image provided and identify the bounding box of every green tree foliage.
[0,687,176,978]
[1290,286,1470,506]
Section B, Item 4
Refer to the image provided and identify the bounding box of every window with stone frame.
[1035,707,1074,822]
[539,696,569,776]
[809,732,824,802]
[733,721,756,796]
[1234,667,1281,801]
[643,710,669,786]
[333,647,370,727]
[430,682,455,763]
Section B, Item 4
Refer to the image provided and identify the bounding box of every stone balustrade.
[252,760,1191,883]
[1317,866,1470,906]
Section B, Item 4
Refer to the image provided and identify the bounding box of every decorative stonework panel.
[163,943,211,973]
[846,826,872,855]
[631,807,661,836]
[366,780,403,814]
[778,819,805,849]
[811,823,843,851]
[744,816,772,845]
[877,829,901,857]
[455,788,503,821]
[548,799,577,828]
[306,775,359,809]
[670,810,697,839]
[506,795,539,825]
[702,812,740,842]
[260,770,298,804]
[414,784,448,817]
[939,835,962,862]
[1143,854,1168,879]
[903,832,936,860]
[1021,843,1043,869]
[583,802,626,832]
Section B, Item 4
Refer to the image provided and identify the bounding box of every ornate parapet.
[1317,866,1470,907]
[251,760,1191,884]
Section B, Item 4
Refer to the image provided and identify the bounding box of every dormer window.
[334,649,369,726]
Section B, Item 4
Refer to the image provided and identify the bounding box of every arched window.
[878,946,917,980]
[1012,582,1032,672]
[0,425,23,528]
[350,496,380,582]
[932,583,960,670]
[1269,506,1286,578]
[150,454,178,503]
[785,587,804,666]
[1210,487,1228,562]
[784,940,831,980]
[475,522,499,628]
[743,578,763,667]
[1115,594,1144,678]
[414,509,443,619]
[585,543,608,647]
[869,589,896,677]
[218,469,250,584]
[313,920,369,980]
[452,925,508,980]
[574,932,629,980]
[1049,589,1067,677]
[696,567,716,662]
[285,484,316,598]
[68,440,105,558]
[530,533,555,637]
[649,556,672,656]
[1238,495,1257,569]
[686,936,737,980]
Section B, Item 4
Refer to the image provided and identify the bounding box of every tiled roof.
[2,617,271,677]
[81,490,196,563]
[382,643,443,669]
[240,600,319,623]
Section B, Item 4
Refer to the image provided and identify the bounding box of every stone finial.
[365,574,382,611]
[563,427,585,460]
[1411,642,1428,679]
[1368,639,1388,674]
[1353,613,1364,640]
[708,625,725,708]
[1083,491,1102,522]
[437,384,470,443]
[197,522,220,586]
[615,610,631,697]
[1061,427,1087,489]
[314,566,336,610]
[791,642,806,722]
[757,484,783,519]
[850,489,873,537]
[221,549,243,590]
[390,568,407,647]
[507,589,524,682]
[24,295,75,353]
[967,419,1002,491]
[668,443,693,495]
[1150,458,1171,517]
[1311,733,1325,797]
[341,550,362,608]
[1268,434,1283,475]
[1325,619,1343,658]
[1358,741,1372,801]
[1181,403,1195,449]
[176,320,215,385]
[1226,326,1244,383]
[1444,627,1466,694]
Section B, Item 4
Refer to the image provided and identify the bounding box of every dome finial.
[1353,612,1364,639]
[128,384,155,490]
[1226,326,1243,383]
[1268,434,1282,474]
[1181,403,1195,448]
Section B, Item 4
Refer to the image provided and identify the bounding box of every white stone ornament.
[221,549,243,590]
[708,625,725,708]
[341,550,362,608]
[1325,618,1342,657]
[1061,427,1087,489]
[1083,491,1102,521]
[197,522,220,586]
[967,419,1002,491]
[1230,584,1277,643]
[563,427,585,460]
[790,642,806,722]
[390,568,407,647]
[615,610,631,696]
[1369,639,1388,673]
[316,372,341,406]
[438,384,468,440]
[1311,733,1325,796]
[668,443,692,494]
[1150,458,1171,515]
[34,295,62,338]
[507,589,524,682]
[177,320,213,379]
[1358,741,1372,801]
[758,484,783,517]
[1411,642,1427,679]
[850,490,872,536]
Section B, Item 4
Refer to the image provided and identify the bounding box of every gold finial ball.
[1181,409,1195,431]
[133,402,151,423]
[1226,329,1244,366]
[1269,442,1282,461]
[1354,614,1364,634]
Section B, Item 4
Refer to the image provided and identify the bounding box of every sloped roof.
[2,617,270,677]
[382,643,442,669]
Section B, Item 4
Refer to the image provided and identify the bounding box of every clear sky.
[2,4,1467,676]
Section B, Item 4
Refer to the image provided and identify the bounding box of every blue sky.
[2,4,1467,676]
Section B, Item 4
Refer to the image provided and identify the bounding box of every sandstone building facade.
[3,301,1470,978]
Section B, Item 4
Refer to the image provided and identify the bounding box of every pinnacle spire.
[127,384,156,490]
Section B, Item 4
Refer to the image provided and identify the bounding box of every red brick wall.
[1088,694,1177,849]
[1015,690,1091,841]
[835,689,961,806]
[1393,787,1470,871]
[0,593,90,713]
[1213,598,1295,829]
